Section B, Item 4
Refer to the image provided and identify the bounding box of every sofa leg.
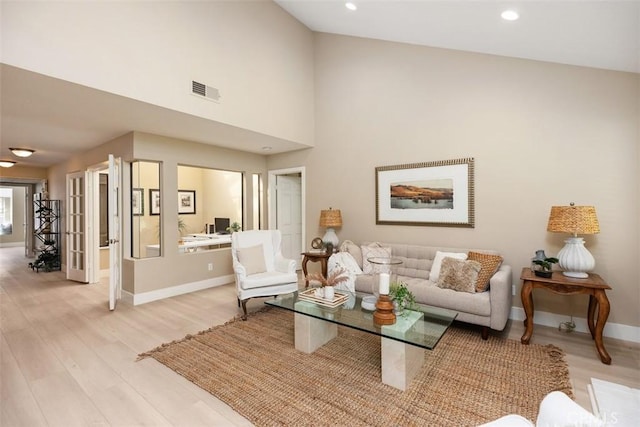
[241,299,249,321]
[481,326,489,340]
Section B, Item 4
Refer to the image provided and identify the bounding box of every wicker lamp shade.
[319,209,342,228]
[547,205,600,236]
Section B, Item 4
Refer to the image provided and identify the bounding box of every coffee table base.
[381,337,424,391]
[294,312,424,391]
[295,312,337,353]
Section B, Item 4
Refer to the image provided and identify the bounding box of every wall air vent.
[191,80,221,103]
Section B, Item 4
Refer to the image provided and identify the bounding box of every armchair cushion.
[240,271,298,290]
[237,244,267,275]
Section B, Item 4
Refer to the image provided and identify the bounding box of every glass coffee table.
[265,291,457,391]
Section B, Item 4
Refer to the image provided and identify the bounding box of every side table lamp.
[546,203,600,278]
[319,208,342,248]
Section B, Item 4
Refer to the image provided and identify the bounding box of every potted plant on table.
[389,281,416,316]
[532,257,558,278]
[226,221,242,234]
[306,267,349,301]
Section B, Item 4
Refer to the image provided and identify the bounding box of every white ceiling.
[1,1,638,170]
[275,0,640,73]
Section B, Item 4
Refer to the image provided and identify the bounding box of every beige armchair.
[231,230,298,319]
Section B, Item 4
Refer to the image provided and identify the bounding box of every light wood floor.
[1,247,638,426]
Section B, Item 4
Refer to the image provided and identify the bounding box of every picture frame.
[178,190,196,215]
[132,188,144,216]
[149,189,161,216]
[375,158,474,227]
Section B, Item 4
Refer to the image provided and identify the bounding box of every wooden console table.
[520,267,612,364]
[301,251,331,288]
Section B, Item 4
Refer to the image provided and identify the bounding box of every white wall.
[1,0,315,147]
[269,33,640,328]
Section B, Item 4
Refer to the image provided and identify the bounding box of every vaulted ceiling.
[2,1,638,169]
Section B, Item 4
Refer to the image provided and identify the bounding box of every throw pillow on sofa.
[429,251,468,282]
[361,243,392,274]
[437,257,482,293]
[467,251,503,292]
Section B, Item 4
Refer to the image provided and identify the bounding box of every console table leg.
[593,290,612,365]
[520,280,534,344]
[587,295,597,339]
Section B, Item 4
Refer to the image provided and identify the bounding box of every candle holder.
[373,294,396,326]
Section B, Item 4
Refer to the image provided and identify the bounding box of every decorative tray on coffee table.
[298,288,350,308]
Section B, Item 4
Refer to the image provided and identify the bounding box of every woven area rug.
[139,308,572,426]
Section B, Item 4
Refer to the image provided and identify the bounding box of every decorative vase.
[323,286,335,301]
[531,250,546,272]
[314,288,324,298]
[393,300,404,316]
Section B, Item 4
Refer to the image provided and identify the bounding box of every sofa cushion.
[428,251,468,282]
[406,276,491,317]
[437,258,482,293]
[468,251,503,292]
[361,244,392,274]
[236,244,267,275]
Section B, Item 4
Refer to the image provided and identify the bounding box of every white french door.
[66,171,89,282]
[108,155,122,311]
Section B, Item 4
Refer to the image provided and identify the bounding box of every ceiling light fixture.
[0,160,17,168]
[345,2,357,11]
[9,148,35,157]
[261,146,273,152]
[501,10,519,21]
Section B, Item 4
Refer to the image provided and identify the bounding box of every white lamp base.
[557,237,595,279]
[322,228,339,247]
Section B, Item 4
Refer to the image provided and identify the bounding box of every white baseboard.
[510,307,640,344]
[122,274,234,306]
[0,241,25,248]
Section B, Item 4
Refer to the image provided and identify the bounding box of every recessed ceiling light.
[0,160,17,168]
[10,148,35,157]
[501,10,519,21]
[345,2,357,11]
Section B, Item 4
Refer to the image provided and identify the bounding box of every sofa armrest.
[489,264,513,331]
[275,255,297,274]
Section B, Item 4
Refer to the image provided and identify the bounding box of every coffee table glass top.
[265,291,457,350]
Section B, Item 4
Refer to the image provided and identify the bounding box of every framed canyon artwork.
[375,158,475,227]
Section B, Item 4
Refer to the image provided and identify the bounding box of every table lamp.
[546,203,600,278]
[319,208,342,247]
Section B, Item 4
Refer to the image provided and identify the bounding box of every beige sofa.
[340,241,513,339]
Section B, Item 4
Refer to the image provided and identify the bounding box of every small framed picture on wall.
[178,190,196,215]
[149,189,161,216]
[132,188,144,216]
